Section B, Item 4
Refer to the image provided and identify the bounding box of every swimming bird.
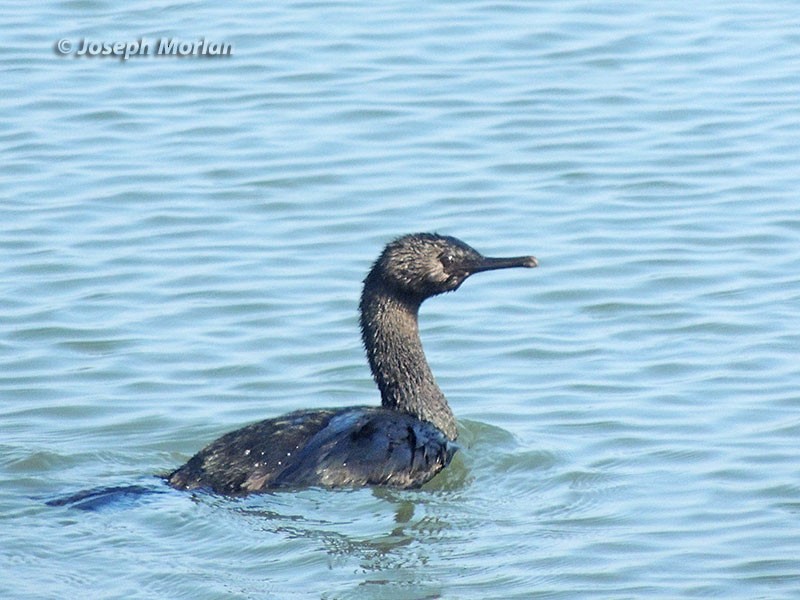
[167,233,537,494]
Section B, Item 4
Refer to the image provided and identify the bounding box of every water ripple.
[3,0,800,598]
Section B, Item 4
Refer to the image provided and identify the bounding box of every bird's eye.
[440,252,455,268]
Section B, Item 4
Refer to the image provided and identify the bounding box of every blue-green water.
[3,2,800,598]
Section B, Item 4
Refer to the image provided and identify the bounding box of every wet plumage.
[167,233,537,494]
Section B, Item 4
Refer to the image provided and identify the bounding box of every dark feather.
[167,407,457,494]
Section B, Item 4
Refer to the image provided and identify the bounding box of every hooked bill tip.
[524,256,538,268]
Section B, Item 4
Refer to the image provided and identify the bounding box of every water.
[3,1,800,597]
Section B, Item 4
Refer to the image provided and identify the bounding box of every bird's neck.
[359,277,457,440]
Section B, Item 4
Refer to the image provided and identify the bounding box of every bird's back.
[167,407,456,494]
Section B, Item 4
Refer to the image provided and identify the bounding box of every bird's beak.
[469,254,538,274]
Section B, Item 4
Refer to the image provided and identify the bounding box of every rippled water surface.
[3,1,800,598]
